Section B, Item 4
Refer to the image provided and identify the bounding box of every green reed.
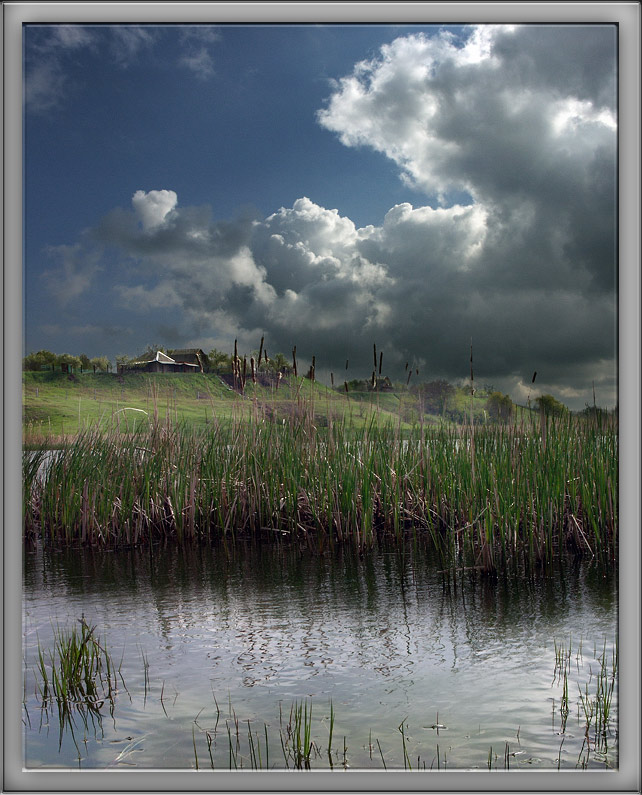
[577,638,618,761]
[551,635,618,769]
[286,699,315,769]
[23,403,617,573]
[32,618,125,753]
[35,618,121,705]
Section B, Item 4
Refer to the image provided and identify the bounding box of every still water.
[22,540,617,771]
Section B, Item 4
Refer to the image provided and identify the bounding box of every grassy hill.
[22,370,524,444]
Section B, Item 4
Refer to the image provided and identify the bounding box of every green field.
[22,370,503,442]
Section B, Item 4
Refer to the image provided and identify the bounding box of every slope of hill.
[23,370,424,441]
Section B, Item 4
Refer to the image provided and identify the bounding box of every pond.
[22,540,617,772]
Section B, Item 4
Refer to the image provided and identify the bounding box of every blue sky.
[23,22,618,409]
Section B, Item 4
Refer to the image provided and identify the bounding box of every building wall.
[120,362,199,374]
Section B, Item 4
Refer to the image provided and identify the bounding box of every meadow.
[21,368,531,441]
[22,369,410,440]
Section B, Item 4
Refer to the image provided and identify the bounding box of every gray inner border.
[3,2,640,793]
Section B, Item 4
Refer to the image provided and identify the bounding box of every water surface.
[23,541,617,771]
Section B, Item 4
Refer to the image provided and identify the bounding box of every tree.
[267,352,291,374]
[486,391,513,422]
[207,348,234,374]
[22,349,57,371]
[535,394,568,417]
[410,380,455,415]
[55,353,83,372]
[79,353,92,370]
[90,356,111,372]
[116,354,134,369]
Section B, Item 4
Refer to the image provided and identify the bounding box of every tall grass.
[23,400,617,573]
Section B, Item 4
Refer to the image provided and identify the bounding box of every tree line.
[23,350,111,373]
[23,346,296,377]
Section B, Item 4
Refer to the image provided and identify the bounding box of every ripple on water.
[22,543,617,770]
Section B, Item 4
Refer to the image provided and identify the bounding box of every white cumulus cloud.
[132,190,178,232]
[317,25,616,207]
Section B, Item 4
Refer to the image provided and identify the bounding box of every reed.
[34,617,121,705]
[287,699,315,769]
[32,618,125,752]
[577,638,618,760]
[23,396,617,574]
[551,634,618,770]
[28,645,618,770]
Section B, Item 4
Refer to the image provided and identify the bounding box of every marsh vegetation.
[24,397,616,575]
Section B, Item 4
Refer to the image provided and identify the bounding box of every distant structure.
[169,348,208,372]
[119,350,201,374]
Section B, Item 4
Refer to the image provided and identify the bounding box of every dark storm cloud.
[490,25,617,111]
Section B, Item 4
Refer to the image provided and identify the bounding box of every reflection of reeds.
[23,398,617,574]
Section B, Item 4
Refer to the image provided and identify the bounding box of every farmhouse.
[120,350,200,374]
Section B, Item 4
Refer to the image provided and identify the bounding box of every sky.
[23,22,618,410]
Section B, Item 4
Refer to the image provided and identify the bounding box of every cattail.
[251,357,256,384]
[527,371,537,409]
[258,336,264,366]
[233,340,238,388]
[379,351,383,376]
[331,372,334,388]
[292,346,297,377]
[407,370,412,385]
[345,359,349,370]
[373,343,377,371]
[344,381,349,393]
[371,370,376,389]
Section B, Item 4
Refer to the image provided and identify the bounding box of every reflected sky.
[23,541,617,770]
